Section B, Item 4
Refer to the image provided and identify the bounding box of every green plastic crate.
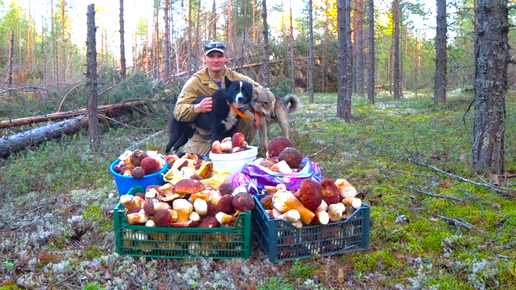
[252,194,370,263]
[113,186,251,259]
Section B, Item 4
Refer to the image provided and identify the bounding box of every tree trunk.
[164,0,170,82]
[471,0,508,174]
[261,0,270,87]
[227,0,232,46]
[145,19,150,73]
[0,101,148,129]
[354,0,364,96]
[195,0,201,70]
[153,0,160,78]
[119,0,127,80]
[337,0,352,121]
[413,34,418,97]
[393,0,401,99]
[187,0,193,74]
[322,0,329,93]
[211,0,217,40]
[366,0,375,104]
[289,0,295,89]
[0,116,88,158]
[308,0,314,103]
[87,4,100,151]
[27,0,31,71]
[8,29,14,90]
[434,0,447,103]
[345,0,353,104]
[253,0,256,42]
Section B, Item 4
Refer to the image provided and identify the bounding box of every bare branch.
[409,186,467,202]
[406,158,515,197]
[429,212,484,233]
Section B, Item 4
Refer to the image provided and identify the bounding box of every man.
[173,42,275,156]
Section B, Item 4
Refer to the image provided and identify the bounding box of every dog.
[165,78,253,153]
[251,86,300,151]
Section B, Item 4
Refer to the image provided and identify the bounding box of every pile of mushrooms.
[113,150,167,179]
[120,179,256,229]
[256,136,304,174]
[260,178,362,228]
[211,132,253,154]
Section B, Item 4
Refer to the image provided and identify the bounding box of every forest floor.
[0,90,515,290]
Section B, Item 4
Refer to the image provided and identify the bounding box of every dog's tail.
[284,94,300,114]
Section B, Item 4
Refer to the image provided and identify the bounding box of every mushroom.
[270,160,293,174]
[157,183,178,202]
[193,199,208,216]
[278,147,303,169]
[198,216,219,228]
[173,179,206,200]
[328,203,345,221]
[126,208,149,225]
[294,180,323,211]
[314,210,330,225]
[260,194,274,209]
[316,200,328,212]
[278,209,301,224]
[335,179,358,199]
[320,178,342,205]
[120,195,144,210]
[215,212,235,224]
[170,199,201,228]
[272,190,315,224]
[153,209,178,227]
[343,197,362,209]
[232,193,255,212]
[267,136,294,157]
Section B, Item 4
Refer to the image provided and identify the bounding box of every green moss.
[83,204,103,222]
[83,247,103,259]
[257,277,294,290]
[82,282,106,290]
[0,285,22,290]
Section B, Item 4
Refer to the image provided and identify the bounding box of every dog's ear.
[224,77,233,89]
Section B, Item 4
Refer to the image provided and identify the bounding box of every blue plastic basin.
[110,159,168,196]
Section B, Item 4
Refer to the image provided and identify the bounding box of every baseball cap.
[205,42,226,55]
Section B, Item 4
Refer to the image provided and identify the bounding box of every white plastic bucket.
[209,146,258,182]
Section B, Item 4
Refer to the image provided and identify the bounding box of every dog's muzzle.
[235,92,244,104]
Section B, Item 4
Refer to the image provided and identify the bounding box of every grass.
[0,90,515,289]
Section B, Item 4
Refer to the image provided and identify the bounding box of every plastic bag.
[232,157,323,192]
[163,159,230,189]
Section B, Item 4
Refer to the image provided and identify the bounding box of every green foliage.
[0,285,22,290]
[257,277,294,290]
[82,282,105,290]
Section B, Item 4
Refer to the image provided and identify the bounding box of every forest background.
[1,0,516,289]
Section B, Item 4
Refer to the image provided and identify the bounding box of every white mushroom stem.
[215,212,235,224]
[145,220,155,227]
[193,199,208,216]
[278,209,301,223]
[272,190,315,224]
[221,140,233,152]
[343,197,362,209]
[316,200,328,212]
[335,179,358,198]
[127,209,149,225]
[232,185,248,196]
[328,203,345,221]
[172,199,194,223]
[189,211,201,222]
[145,188,159,199]
[314,210,330,225]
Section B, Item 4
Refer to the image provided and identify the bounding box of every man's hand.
[194,97,213,114]
[253,112,261,127]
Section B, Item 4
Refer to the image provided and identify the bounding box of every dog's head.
[251,86,276,118]
[225,79,253,108]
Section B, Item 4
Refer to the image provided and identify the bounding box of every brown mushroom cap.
[198,216,219,228]
[174,179,206,195]
[132,167,145,179]
[219,183,234,196]
[232,193,256,212]
[294,179,323,211]
[141,157,162,175]
[320,178,342,205]
[268,136,294,157]
[130,150,148,167]
[278,147,303,169]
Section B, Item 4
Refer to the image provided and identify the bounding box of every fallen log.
[0,115,88,157]
[0,100,147,129]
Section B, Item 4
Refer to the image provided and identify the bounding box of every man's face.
[204,52,227,73]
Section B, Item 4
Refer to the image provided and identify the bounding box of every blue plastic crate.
[252,194,370,263]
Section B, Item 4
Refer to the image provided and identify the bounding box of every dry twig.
[429,212,484,233]
[409,186,467,202]
[406,158,515,197]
